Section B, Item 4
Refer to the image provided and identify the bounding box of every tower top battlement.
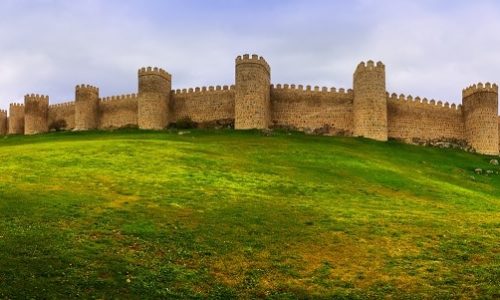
[236,54,270,74]
[76,84,99,93]
[462,82,498,98]
[355,60,385,74]
[24,94,49,104]
[138,67,171,81]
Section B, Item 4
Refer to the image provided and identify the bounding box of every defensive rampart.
[1,54,498,155]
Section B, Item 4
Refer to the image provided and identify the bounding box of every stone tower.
[8,103,24,135]
[0,110,7,135]
[462,83,499,155]
[24,94,49,135]
[235,54,271,129]
[138,67,171,130]
[75,84,100,130]
[353,61,387,141]
[0,109,7,135]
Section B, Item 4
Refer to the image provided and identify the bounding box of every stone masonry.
[235,54,271,129]
[353,61,387,141]
[0,54,499,155]
[462,83,499,155]
[24,94,49,135]
[138,67,171,130]
[75,85,100,131]
[8,103,24,135]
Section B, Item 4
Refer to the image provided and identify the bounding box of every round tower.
[75,84,100,131]
[353,60,387,141]
[138,67,171,130]
[462,83,499,155]
[24,94,49,135]
[8,103,24,135]
[235,54,271,129]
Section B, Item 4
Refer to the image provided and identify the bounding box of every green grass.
[0,129,498,299]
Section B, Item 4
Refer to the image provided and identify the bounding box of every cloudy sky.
[1,0,500,110]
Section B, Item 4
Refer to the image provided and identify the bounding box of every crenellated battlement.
[271,84,353,95]
[100,93,138,103]
[355,60,385,73]
[49,101,75,108]
[138,66,171,81]
[24,94,49,104]
[9,103,24,108]
[236,54,271,75]
[172,85,235,95]
[0,109,7,116]
[462,82,498,98]
[387,93,461,111]
[76,84,99,93]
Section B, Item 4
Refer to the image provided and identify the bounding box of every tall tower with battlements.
[75,84,100,130]
[353,61,387,141]
[138,67,171,130]
[462,83,499,155]
[235,54,271,129]
[24,94,49,135]
[8,103,24,135]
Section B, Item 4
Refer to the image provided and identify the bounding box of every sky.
[1,0,500,111]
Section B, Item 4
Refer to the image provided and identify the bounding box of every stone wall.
[171,86,235,124]
[387,94,464,142]
[271,84,353,135]
[48,102,75,130]
[99,95,138,129]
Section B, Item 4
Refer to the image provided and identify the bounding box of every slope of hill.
[0,130,498,299]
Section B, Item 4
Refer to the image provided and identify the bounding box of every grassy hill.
[0,129,498,299]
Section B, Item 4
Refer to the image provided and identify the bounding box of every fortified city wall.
[0,54,498,155]
[387,94,465,142]
[171,85,235,124]
[271,85,354,135]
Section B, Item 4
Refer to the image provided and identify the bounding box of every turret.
[0,109,7,135]
[235,54,271,129]
[8,103,24,135]
[24,94,49,135]
[462,83,499,155]
[353,60,387,141]
[75,84,100,130]
[137,67,171,130]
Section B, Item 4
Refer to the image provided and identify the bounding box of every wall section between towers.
[387,94,465,143]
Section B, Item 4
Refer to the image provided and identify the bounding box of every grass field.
[0,129,498,299]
